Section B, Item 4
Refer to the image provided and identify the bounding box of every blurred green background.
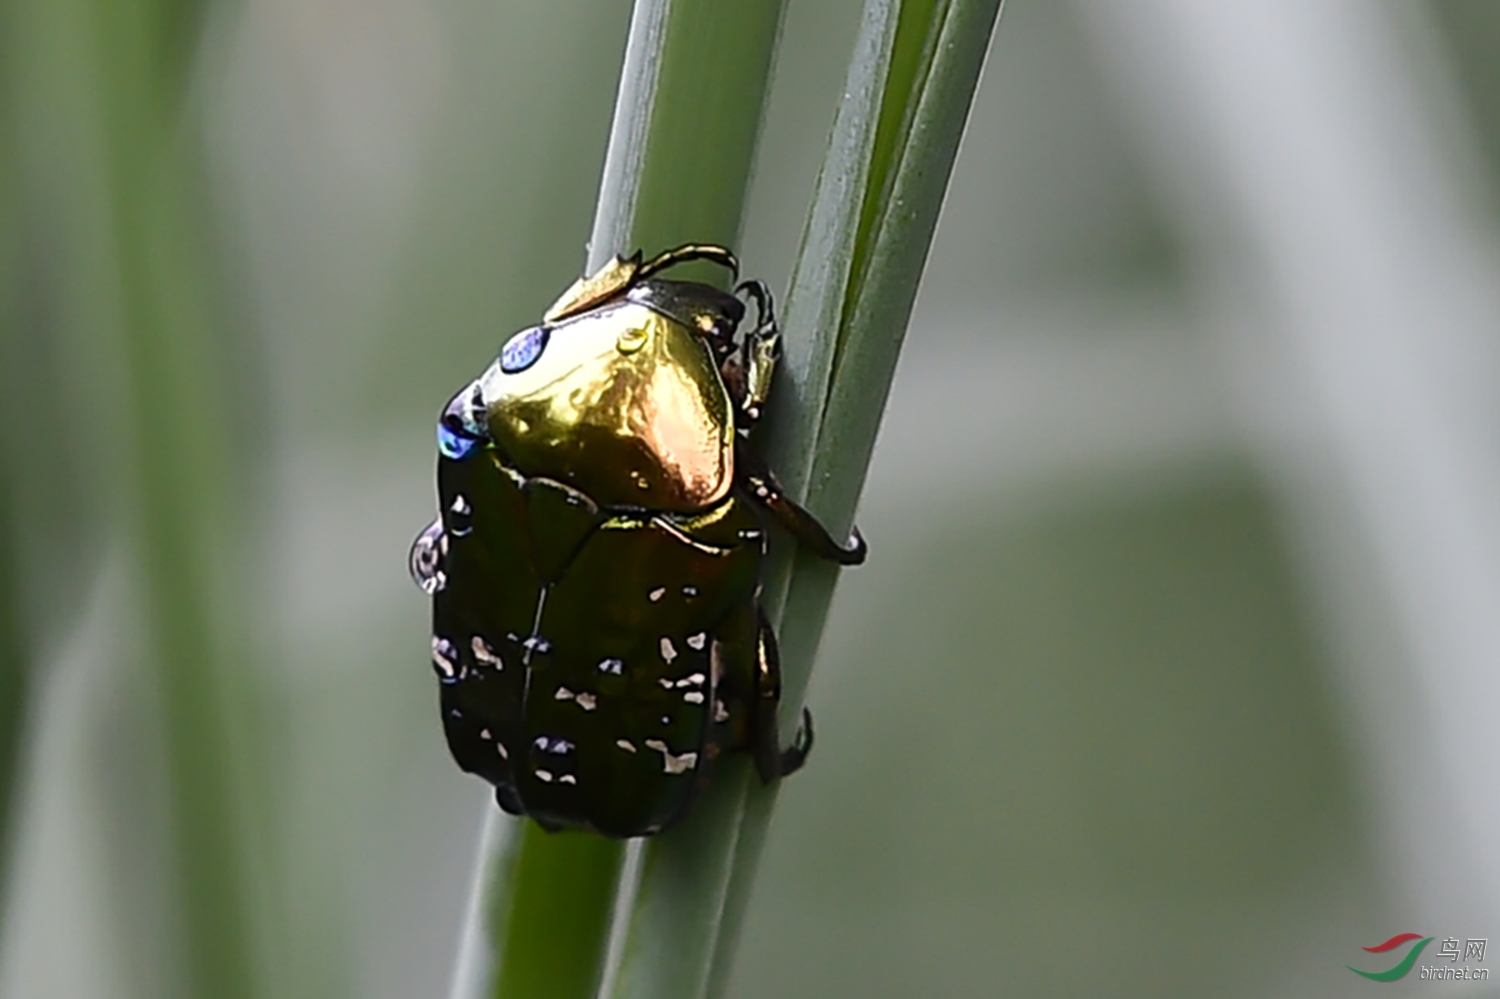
[6,1,1500,997]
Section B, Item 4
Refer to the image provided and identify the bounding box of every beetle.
[409,244,864,837]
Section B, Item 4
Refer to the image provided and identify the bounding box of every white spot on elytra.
[497,742,509,759]
[660,637,677,663]
[649,587,666,602]
[575,692,597,711]
[472,636,504,669]
[616,739,637,753]
[643,739,699,774]
[686,633,706,651]
[555,687,575,701]
[598,658,624,675]
[714,700,729,723]
[559,774,577,785]
[479,728,492,740]
[676,673,705,688]
[683,691,705,704]
[535,770,554,783]
[658,678,674,689]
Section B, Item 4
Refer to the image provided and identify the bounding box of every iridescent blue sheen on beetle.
[436,422,477,461]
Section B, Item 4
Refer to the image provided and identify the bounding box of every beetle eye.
[500,325,549,374]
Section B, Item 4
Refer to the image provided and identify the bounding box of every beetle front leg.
[734,280,780,427]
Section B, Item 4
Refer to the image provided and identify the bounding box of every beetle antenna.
[638,244,740,281]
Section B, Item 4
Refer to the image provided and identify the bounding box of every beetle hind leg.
[749,607,815,783]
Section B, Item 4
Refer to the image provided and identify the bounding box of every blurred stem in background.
[95,7,267,999]
[0,0,26,914]
[3,0,272,994]
[451,5,787,999]
[0,433,22,927]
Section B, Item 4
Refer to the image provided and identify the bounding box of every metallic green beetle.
[410,245,865,837]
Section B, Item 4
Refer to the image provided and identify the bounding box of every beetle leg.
[780,708,815,778]
[751,608,781,783]
[733,280,780,427]
[736,442,867,565]
[750,607,815,781]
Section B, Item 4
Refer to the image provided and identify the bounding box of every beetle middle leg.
[735,441,867,565]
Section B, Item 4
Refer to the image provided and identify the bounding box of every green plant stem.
[605,2,1002,995]
[710,2,1004,995]
[489,824,626,999]
[455,4,786,999]
[590,0,785,267]
[602,8,898,999]
[596,4,791,996]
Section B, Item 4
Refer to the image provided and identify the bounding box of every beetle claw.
[777,708,815,778]
[839,527,869,566]
[494,782,524,817]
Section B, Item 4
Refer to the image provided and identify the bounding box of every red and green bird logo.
[1348,933,1433,982]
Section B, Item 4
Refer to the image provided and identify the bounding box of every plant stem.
[487,824,626,999]
[452,4,785,999]
[710,1,1004,995]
